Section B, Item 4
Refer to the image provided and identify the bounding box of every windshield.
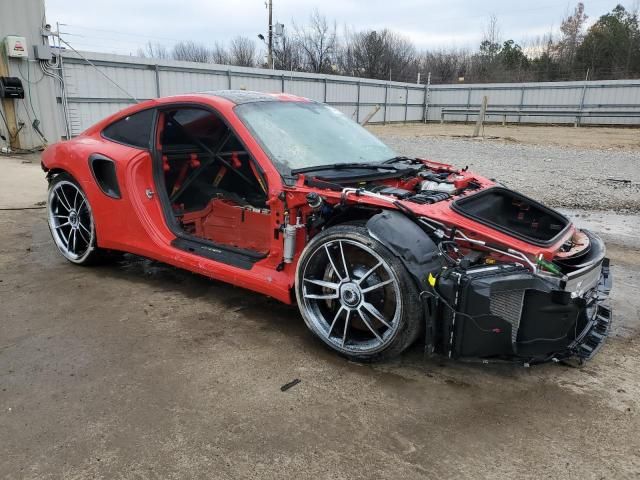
[235,101,397,175]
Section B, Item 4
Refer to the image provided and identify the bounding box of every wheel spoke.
[324,243,344,281]
[79,221,91,235]
[59,187,73,212]
[338,241,350,280]
[54,190,71,211]
[304,291,339,300]
[53,214,69,219]
[341,310,351,347]
[73,188,80,210]
[72,229,77,253]
[361,302,392,329]
[77,227,90,244]
[55,221,71,229]
[304,278,339,290]
[356,261,383,285]
[357,309,383,341]
[327,306,345,338]
[77,198,86,213]
[65,228,73,247]
[361,279,393,294]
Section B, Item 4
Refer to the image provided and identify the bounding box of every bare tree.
[556,2,588,69]
[210,41,229,65]
[273,33,304,71]
[480,14,501,61]
[229,36,257,67]
[172,41,211,63]
[339,28,416,81]
[137,41,169,60]
[294,10,337,73]
[470,15,503,81]
[419,49,467,83]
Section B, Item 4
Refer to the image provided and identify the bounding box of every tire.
[295,225,423,362]
[47,173,103,265]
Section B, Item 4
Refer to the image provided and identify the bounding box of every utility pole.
[267,0,273,69]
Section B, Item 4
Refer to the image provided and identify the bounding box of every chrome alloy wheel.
[47,180,95,263]
[300,239,402,355]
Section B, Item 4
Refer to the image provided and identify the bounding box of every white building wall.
[0,0,64,149]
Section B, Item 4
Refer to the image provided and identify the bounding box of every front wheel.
[295,225,423,362]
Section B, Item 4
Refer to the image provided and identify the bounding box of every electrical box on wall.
[0,77,25,99]
[33,44,52,60]
[4,36,29,58]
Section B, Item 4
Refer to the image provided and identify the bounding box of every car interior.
[155,107,272,255]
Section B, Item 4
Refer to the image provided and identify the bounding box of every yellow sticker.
[428,273,437,287]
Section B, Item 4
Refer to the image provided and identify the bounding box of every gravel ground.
[375,134,640,212]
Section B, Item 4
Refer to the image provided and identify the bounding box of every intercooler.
[489,289,526,346]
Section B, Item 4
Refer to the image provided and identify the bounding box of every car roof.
[80,90,311,136]
[200,90,310,105]
[200,90,303,104]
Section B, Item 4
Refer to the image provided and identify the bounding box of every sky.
[44,0,634,56]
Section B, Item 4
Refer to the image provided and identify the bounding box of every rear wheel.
[295,225,422,362]
[47,173,101,265]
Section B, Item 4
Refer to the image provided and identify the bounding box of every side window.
[161,108,234,152]
[102,109,154,149]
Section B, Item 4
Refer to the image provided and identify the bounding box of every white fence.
[59,51,640,137]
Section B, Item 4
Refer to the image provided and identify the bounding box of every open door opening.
[155,107,271,259]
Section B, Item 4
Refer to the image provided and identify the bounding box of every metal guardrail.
[441,108,640,126]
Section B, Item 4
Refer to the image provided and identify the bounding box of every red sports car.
[41,91,612,364]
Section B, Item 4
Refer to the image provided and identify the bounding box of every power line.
[62,23,183,43]
[56,35,139,102]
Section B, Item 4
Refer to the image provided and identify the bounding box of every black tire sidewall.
[295,224,423,362]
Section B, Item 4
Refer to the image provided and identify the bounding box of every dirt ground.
[1,131,640,479]
[368,122,640,150]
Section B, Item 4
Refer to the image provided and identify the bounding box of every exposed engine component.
[406,191,451,205]
[283,211,305,263]
[419,180,457,194]
[369,185,414,199]
[306,192,324,210]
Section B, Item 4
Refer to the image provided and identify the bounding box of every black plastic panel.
[89,154,121,199]
[171,237,265,270]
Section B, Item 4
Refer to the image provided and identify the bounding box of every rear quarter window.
[102,109,154,149]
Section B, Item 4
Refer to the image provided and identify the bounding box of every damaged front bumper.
[432,240,613,364]
[567,260,612,361]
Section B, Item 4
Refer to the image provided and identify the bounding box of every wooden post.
[472,96,488,137]
[0,52,21,150]
[360,105,381,126]
[383,85,388,125]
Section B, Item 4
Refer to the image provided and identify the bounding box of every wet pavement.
[1,158,639,479]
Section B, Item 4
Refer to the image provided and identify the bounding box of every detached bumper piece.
[569,260,612,361]
[433,259,612,364]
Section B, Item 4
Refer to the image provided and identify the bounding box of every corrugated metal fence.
[59,51,640,137]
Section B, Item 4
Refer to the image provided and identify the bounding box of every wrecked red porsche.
[41,91,612,364]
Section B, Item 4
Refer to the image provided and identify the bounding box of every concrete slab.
[0,153,46,209]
